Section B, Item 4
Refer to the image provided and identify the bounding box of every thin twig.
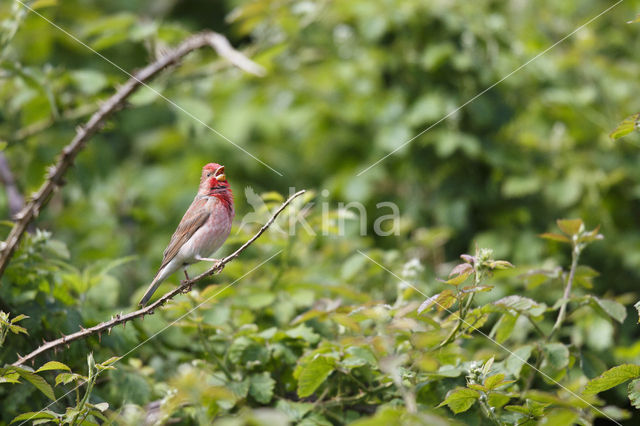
[12,190,305,366]
[0,31,265,281]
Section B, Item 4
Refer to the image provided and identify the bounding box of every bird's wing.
[159,197,211,270]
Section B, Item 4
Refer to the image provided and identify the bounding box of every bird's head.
[199,162,233,199]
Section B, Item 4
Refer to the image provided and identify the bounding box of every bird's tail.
[139,272,164,307]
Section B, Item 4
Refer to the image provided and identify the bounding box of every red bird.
[139,163,234,306]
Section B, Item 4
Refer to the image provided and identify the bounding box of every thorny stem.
[548,242,582,340]
[479,393,502,425]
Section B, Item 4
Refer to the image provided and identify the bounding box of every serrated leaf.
[449,263,473,277]
[36,361,71,373]
[437,387,480,414]
[628,379,640,409]
[556,219,583,236]
[249,372,275,404]
[441,271,472,286]
[55,372,81,386]
[493,295,546,316]
[610,113,640,140]
[539,233,570,243]
[484,373,506,390]
[460,285,493,295]
[297,356,334,398]
[584,364,640,395]
[418,290,456,314]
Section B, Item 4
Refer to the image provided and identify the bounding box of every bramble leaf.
[36,361,71,373]
[556,219,583,236]
[584,364,640,395]
[437,387,480,414]
[297,356,334,398]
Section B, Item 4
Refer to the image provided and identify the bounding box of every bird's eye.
[206,172,212,177]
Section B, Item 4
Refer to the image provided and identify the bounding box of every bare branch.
[12,190,305,366]
[0,31,266,281]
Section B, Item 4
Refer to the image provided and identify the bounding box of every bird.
[139,163,234,306]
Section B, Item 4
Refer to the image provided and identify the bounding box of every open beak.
[215,166,226,182]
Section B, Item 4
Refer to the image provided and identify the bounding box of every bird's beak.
[215,166,226,182]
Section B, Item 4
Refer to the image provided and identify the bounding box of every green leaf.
[556,219,583,236]
[539,233,570,243]
[542,343,569,371]
[484,373,513,390]
[11,411,57,424]
[493,295,546,317]
[10,314,29,323]
[610,113,640,140]
[418,289,456,314]
[437,387,480,414]
[12,367,55,400]
[249,372,275,404]
[275,400,314,422]
[36,361,71,373]
[492,313,517,344]
[297,356,335,398]
[342,346,377,368]
[286,324,320,344]
[584,364,640,395]
[628,379,640,409]
[349,406,403,426]
[589,296,627,324]
[55,372,81,386]
[441,271,472,286]
[488,392,511,409]
[505,345,533,377]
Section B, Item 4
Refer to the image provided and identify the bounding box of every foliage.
[1,0,640,425]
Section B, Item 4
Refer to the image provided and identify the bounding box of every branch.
[12,190,305,366]
[0,152,25,219]
[0,31,266,281]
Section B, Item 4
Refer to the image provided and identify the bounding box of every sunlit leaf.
[297,356,335,398]
[584,365,640,395]
[610,113,640,139]
[556,219,583,236]
[36,361,71,373]
[437,387,480,414]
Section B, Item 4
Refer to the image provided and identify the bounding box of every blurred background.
[1,0,640,423]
